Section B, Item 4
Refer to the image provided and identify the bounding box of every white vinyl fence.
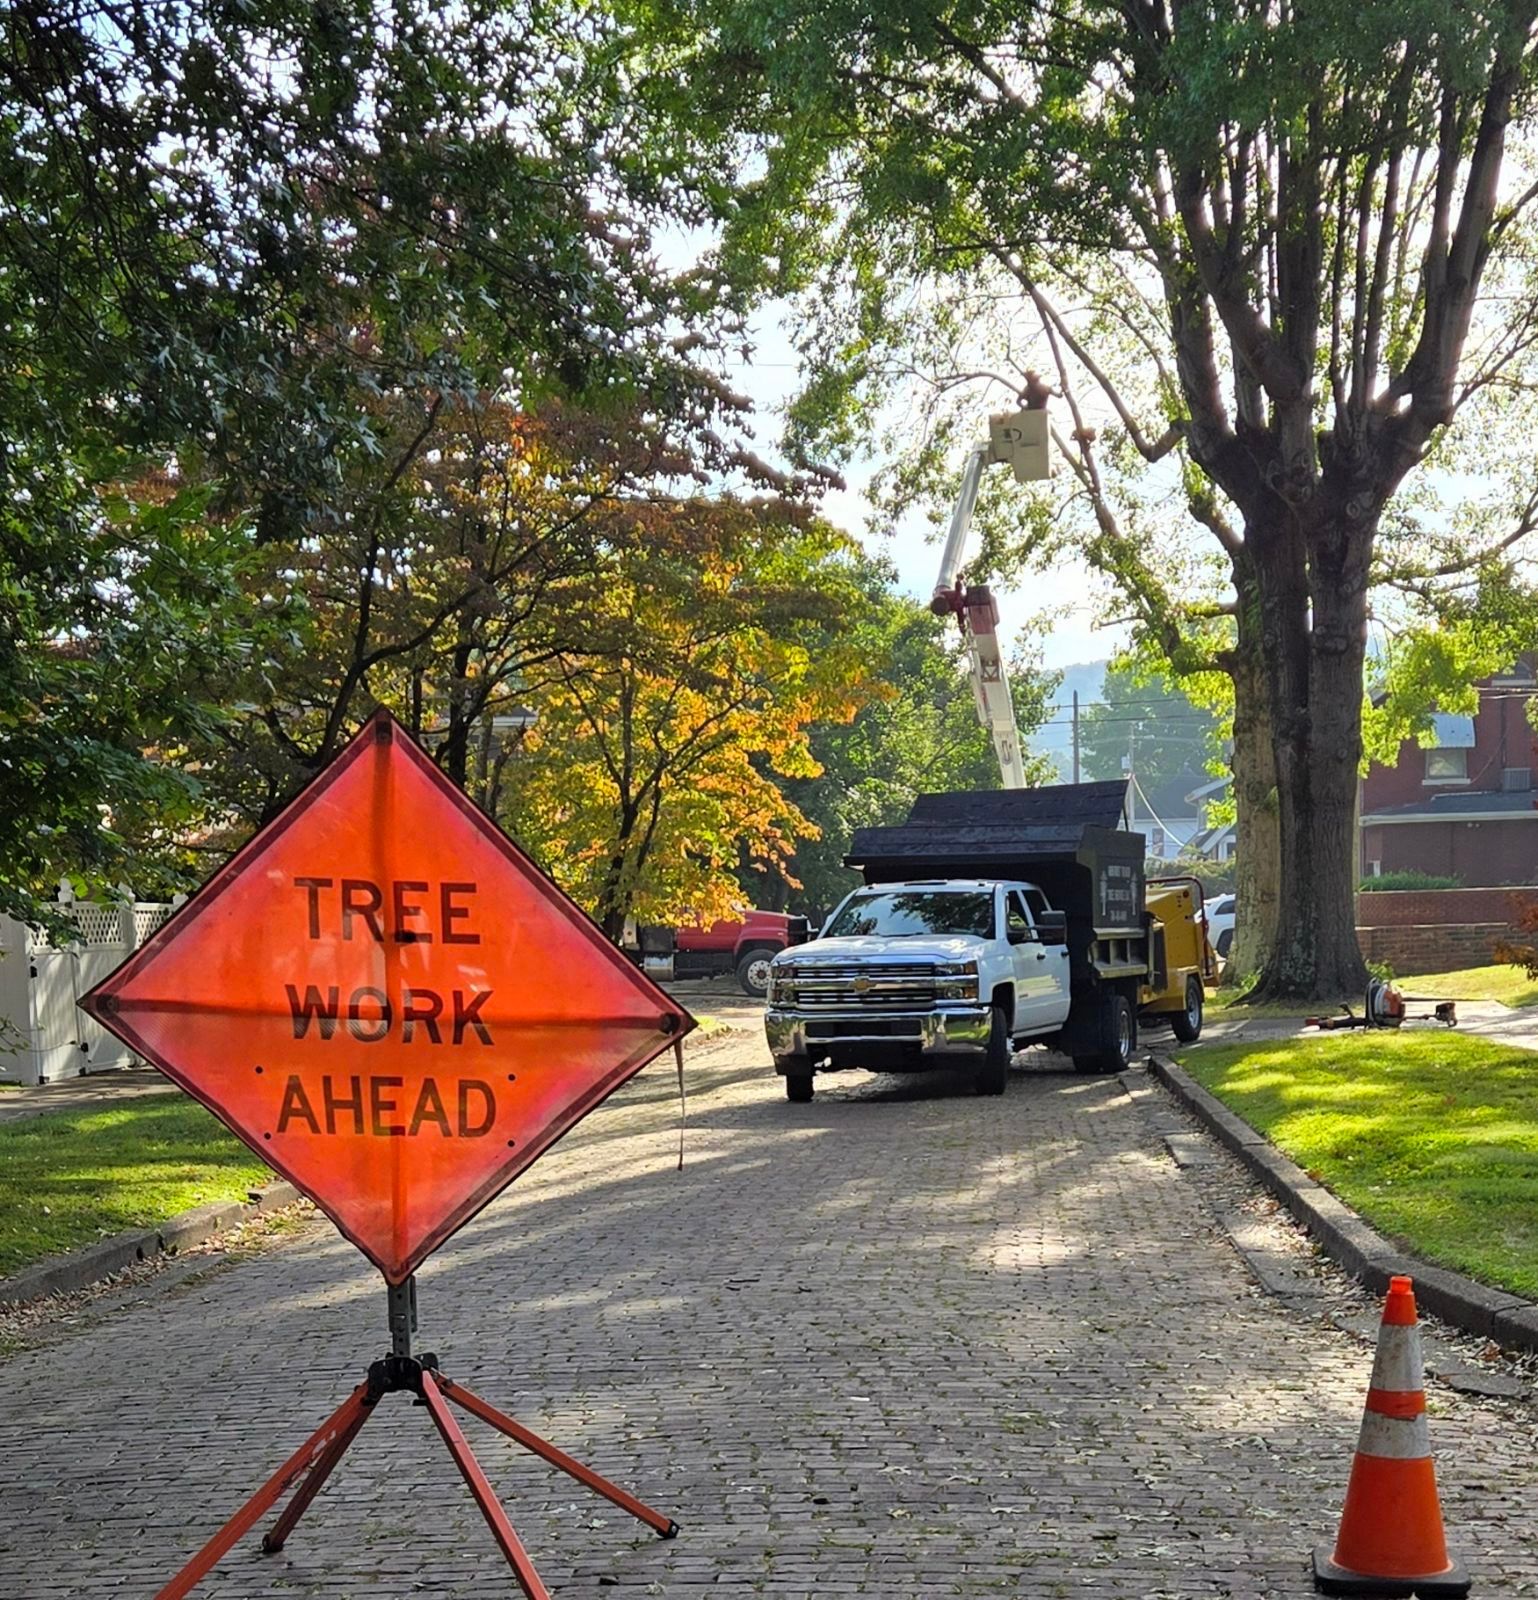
[0,901,174,1085]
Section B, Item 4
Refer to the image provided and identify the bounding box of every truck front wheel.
[975,1006,1010,1095]
[784,1066,814,1102]
[736,947,776,996]
[1074,993,1134,1074]
[1169,975,1204,1043]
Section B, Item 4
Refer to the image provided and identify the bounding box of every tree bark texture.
[1223,602,1278,983]
[1243,506,1372,1001]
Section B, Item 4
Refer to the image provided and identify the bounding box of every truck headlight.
[768,966,795,1002]
[936,979,979,1000]
[934,960,979,1001]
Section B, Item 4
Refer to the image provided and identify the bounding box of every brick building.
[1360,665,1538,886]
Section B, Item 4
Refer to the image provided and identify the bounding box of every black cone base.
[1313,1546,1471,1597]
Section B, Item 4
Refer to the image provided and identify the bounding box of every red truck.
[640,911,808,996]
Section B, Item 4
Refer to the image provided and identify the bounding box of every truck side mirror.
[1037,911,1067,945]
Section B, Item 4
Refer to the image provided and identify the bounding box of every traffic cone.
[1313,1275,1471,1596]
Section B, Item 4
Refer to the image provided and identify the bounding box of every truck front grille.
[790,964,937,1007]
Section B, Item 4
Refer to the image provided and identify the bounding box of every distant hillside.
[1029,660,1106,780]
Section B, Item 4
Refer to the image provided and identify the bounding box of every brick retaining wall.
[1354,885,1532,926]
[1355,921,1511,976]
[1352,885,1538,974]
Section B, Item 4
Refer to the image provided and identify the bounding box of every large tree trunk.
[1224,597,1278,982]
[1246,515,1371,1001]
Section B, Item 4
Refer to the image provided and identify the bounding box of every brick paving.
[1,1030,1535,1598]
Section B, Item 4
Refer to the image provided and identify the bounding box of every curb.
[0,1181,301,1308]
[1147,1054,1538,1353]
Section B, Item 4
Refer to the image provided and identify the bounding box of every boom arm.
[931,445,990,608]
[929,436,1034,790]
[961,585,1029,789]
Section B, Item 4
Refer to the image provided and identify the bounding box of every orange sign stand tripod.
[153,1275,678,1600]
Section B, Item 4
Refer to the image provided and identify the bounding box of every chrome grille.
[785,963,938,1007]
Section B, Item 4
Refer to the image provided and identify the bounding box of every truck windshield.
[825,890,994,939]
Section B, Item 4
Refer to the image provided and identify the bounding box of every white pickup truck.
[764,878,1107,1100]
[767,784,1215,1101]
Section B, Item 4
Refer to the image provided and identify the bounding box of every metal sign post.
[150,1278,678,1600]
[80,710,694,1599]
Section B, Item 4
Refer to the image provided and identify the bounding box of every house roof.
[1184,774,1231,804]
[1186,822,1235,856]
[1362,790,1538,825]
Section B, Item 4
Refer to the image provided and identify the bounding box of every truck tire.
[1169,975,1204,1043]
[975,1006,1010,1095]
[1074,993,1134,1074]
[736,947,776,996]
[784,1066,814,1102]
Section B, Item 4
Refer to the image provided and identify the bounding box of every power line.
[1029,714,1218,729]
[1065,695,1216,704]
[1036,698,1225,714]
[1129,773,1178,837]
[1044,694,1218,706]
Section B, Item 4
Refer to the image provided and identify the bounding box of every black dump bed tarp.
[845,781,1145,940]
[905,782,1129,832]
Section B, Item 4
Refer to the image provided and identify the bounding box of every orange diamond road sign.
[80,710,694,1283]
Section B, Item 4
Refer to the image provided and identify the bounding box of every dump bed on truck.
[844,782,1147,981]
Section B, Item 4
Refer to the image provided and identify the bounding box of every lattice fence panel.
[68,903,127,946]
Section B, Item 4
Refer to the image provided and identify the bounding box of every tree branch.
[998,253,1184,462]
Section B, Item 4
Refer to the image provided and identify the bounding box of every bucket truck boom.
[929,407,1050,790]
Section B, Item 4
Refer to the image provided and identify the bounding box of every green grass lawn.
[0,1099,274,1277]
[1178,1032,1538,1298]
[1401,964,1538,1008]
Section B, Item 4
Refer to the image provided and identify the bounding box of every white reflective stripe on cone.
[1367,1324,1423,1392]
[1357,1408,1433,1461]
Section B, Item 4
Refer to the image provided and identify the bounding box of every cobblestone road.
[1,1028,1535,1599]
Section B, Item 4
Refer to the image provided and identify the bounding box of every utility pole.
[1071,691,1081,784]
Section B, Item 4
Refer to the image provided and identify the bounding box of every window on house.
[1425,748,1468,781]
